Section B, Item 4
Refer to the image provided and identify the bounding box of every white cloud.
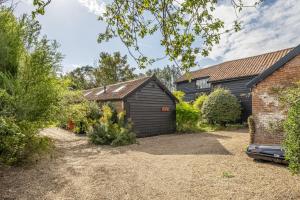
[208,0,300,62]
[78,0,105,16]
[21,0,33,4]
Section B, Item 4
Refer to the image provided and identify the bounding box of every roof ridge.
[102,75,150,87]
[84,76,151,92]
[220,47,294,64]
[190,47,294,74]
[176,46,295,82]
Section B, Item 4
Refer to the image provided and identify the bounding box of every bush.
[86,101,102,121]
[283,102,300,174]
[248,115,255,144]
[0,89,14,117]
[202,88,241,126]
[172,90,200,132]
[176,101,200,132]
[88,104,136,146]
[66,102,90,134]
[193,94,208,111]
[0,117,52,165]
[276,82,300,174]
[0,117,25,165]
[58,93,102,134]
[193,94,208,121]
[173,90,185,102]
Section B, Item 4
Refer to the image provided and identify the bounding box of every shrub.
[276,82,300,174]
[173,90,185,102]
[0,117,52,165]
[176,101,200,132]
[172,90,200,132]
[193,94,208,121]
[193,94,208,111]
[248,115,255,144]
[0,89,14,117]
[67,102,90,134]
[59,94,102,134]
[283,102,300,174]
[86,101,102,121]
[0,117,25,165]
[88,104,136,146]
[202,88,241,126]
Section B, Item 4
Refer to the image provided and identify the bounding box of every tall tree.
[146,65,181,91]
[0,0,51,17]
[0,10,64,124]
[0,8,67,165]
[0,8,25,77]
[98,0,261,71]
[66,65,96,90]
[95,52,137,86]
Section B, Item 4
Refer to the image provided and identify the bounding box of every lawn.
[0,128,299,200]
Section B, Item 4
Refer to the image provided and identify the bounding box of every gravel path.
[1,128,299,200]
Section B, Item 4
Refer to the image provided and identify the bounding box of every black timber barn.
[83,75,177,137]
[176,47,293,121]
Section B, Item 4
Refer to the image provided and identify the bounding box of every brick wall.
[252,54,300,144]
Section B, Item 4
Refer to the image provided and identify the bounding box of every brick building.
[247,44,300,145]
[176,47,292,121]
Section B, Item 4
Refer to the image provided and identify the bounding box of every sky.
[14,0,300,74]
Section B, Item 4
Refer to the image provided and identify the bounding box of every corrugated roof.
[176,47,293,83]
[83,76,151,101]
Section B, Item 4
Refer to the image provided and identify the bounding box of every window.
[196,78,211,89]
[84,91,92,96]
[96,90,104,95]
[113,85,126,92]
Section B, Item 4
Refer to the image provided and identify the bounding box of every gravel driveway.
[1,128,299,200]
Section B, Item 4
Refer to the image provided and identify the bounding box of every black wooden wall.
[125,80,176,137]
[176,79,211,102]
[176,76,255,121]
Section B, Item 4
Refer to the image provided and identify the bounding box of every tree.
[0,9,66,165]
[145,65,181,91]
[98,0,261,71]
[0,0,51,17]
[94,52,137,86]
[66,65,96,90]
[0,8,25,77]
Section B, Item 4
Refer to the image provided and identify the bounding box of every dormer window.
[196,78,211,89]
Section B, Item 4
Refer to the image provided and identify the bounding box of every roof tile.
[176,47,293,82]
[83,76,151,101]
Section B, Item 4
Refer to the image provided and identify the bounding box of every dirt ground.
[1,128,299,200]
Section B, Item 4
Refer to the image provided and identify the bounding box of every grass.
[176,122,247,134]
[222,171,235,178]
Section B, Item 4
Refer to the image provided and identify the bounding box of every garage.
[83,75,177,137]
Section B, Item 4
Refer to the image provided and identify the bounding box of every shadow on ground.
[125,132,233,155]
[56,131,234,157]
